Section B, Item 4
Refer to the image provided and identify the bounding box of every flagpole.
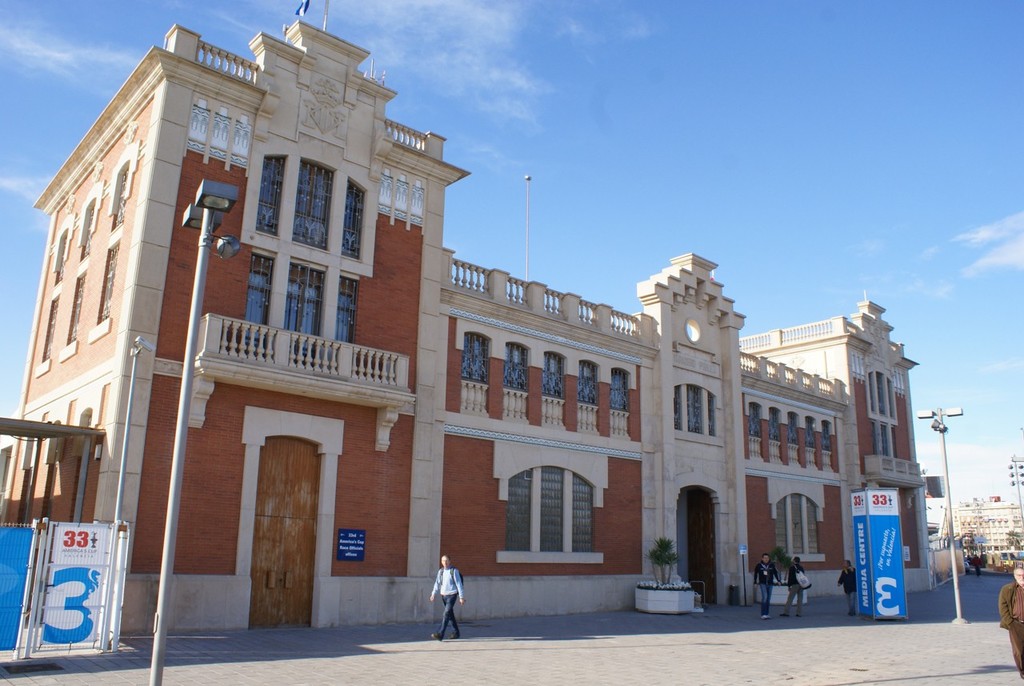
[323,0,330,30]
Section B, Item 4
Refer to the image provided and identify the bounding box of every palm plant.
[646,537,679,585]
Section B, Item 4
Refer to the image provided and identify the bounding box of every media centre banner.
[851,488,907,619]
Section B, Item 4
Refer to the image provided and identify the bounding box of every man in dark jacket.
[753,553,781,620]
[837,559,857,616]
[998,565,1024,678]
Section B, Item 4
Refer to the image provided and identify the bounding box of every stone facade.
[3,20,929,632]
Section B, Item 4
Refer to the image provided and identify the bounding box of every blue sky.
[1,1,1022,508]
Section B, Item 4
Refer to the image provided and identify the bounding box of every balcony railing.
[199,315,409,389]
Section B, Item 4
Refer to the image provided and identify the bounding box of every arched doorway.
[677,487,717,603]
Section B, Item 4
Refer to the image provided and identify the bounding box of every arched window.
[821,420,833,452]
[747,402,762,437]
[610,368,629,411]
[505,467,593,553]
[256,155,285,235]
[293,159,333,249]
[768,407,781,442]
[775,494,820,554]
[503,343,528,390]
[804,416,816,449]
[686,384,703,433]
[577,361,597,405]
[461,333,490,382]
[787,411,799,445]
[542,352,564,398]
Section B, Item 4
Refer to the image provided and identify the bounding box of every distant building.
[953,497,1024,552]
[1,20,931,632]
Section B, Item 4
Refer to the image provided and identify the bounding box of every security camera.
[134,336,155,353]
[215,235,241,259]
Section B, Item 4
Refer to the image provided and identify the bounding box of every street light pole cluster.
[149,180,240,686]
[917,406,967,625]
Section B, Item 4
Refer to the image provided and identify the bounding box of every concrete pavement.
[0,571,1014,685]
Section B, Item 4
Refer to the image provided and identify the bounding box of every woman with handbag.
[780,556,809,617]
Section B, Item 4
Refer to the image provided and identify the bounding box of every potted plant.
[635,537,695,614]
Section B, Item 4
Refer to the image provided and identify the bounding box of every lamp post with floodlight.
[149,180,240,686]
[917,406,967,625]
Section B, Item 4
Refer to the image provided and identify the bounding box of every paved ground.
[0,571,1014,685]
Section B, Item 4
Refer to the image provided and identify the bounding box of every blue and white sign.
[851,489,907,620]
[337,528,366,561]
[0,528,34,650]
[42,523,112,644]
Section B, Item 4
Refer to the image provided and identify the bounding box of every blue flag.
[296,0,310,16]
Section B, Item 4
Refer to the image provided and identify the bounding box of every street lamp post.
[149,180,239,686]
[113,335,155,525]
[1010,456,1024,552]
[917,406,967,625]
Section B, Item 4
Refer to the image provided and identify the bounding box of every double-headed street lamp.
[917,406,967,625]
[150,180,240,686]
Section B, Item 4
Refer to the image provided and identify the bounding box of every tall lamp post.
[916,406,967,625]
[150,180,240,686]
[1010,456,1024,553]
[113,335,155,524]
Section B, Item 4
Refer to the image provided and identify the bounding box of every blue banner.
[851,489,907,619]
[0,528,34,650]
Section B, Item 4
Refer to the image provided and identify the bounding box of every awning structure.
[0,417,105,441]
[0,417,106,523]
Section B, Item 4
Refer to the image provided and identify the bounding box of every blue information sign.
[337,528,366,561]
[851,489,907,619]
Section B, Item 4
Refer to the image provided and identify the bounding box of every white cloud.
[919,245,940,261]
[0,25,138,82]
[0,176,49,203]
[979,358,1024,374]
[956,211,1024,277]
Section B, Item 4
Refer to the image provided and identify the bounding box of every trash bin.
[728,584,739,606]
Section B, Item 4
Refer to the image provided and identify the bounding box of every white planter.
[635,588,695,614]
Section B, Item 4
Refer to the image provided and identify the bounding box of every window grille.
[284,263,324,335]
[293,160,332,249]
[768,407,780,441]
[461,333,490,382]
[542,353,564,398]
[747,403,762,437]
[539,466,563,552]
[67,276,85,344]
[687,384,703,433]
[245,254,274,325]
[98,244,119,323]
[503,343,528,390]
[342,181,364,258]
[335,276,358,342]
[256,156,285,235]
[804,417,816,448]
[610,368,629,411]
[42,298,59,362]
[577,361,597,405]
[572,474,593,553]
[505,470,531,551]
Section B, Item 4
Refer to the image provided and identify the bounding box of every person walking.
[753,552,781,620]
[780,556,807,617]
[998,565,1024,678]
[837,559,857,616]
[429,554,465,641]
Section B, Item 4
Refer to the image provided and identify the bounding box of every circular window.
[685,319,701,343]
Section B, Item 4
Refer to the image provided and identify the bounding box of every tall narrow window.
[505,470,531,551]
[747,402,762,437]
[821,420,833,452]
[245,254,274,325]
[284,263,324,335]
[686,384,703,433]
[342,181,364,258]
[80,201,95,259]
[572,474,594,553]
[673,385,683,431]
[707,391,716,436]
[293,160,332,249]
[256,156,285,235]
[875,373,887,416]
[539,466,563,552]
[98,244,119,323]
[67,275,86,344]
[114,166,130,229]
[542,352,565,398]
[787,411,799,444]
[768,407,781,441]
[868,372,877,413]
[804,416,816,448]
[610,368,629,411]
[504,343,528,390]
[886,377,895,419]
[54,231,68,285]
[461,333,489,382]
[870,420,879,454]
[42,298,59,362]
[775,494,820,554]
[577,361,597,405]
[335,276,358,342]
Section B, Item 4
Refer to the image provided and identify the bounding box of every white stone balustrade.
[768,439,781,463]
[577,404,598,433]
[202,315,408,388]
[542,397,565,427]
[610,410,629,438]
[748,436,762,460]
[445,250,649,341]
[461,380,488,415]
[503,389,528,422]
[739,352,843,402]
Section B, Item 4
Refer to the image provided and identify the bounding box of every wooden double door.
[249,436,320,627]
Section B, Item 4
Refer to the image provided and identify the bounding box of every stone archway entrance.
[677,487,717,603]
